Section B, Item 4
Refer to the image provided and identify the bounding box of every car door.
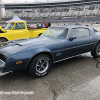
[12,23,29,40]
[64,27,95,58]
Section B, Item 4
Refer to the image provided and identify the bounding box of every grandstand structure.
[1,0,100,25]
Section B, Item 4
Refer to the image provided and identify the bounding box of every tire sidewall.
[0,38,7,43]
[96,43,100,56]
[29,54,52,77]
[91,42,100,58]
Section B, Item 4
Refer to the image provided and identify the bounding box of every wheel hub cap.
[36,58,49,74]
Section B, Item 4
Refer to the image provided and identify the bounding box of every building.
[1,0,100,25]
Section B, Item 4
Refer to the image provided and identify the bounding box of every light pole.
[0,0,3,17]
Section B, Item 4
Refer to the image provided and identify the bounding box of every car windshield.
[41,27,68,39]
[4,23,14,30]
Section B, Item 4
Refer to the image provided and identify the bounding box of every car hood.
[0,27,6,33]
[0,37,60,55]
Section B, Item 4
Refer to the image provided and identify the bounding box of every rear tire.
[91,42,100,58]
[28,54,52,78]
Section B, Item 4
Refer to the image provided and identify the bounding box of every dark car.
[0,25,100,77]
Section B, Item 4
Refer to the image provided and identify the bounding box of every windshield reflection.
[4,23,14,30]
[41,27,68,39]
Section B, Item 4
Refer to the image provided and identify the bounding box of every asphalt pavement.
[0,52,100,100]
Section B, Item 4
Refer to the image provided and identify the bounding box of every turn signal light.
[16,61,22,64]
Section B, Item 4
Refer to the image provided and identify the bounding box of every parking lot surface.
[0,52,100,100]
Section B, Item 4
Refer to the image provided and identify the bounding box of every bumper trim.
[0,59,5,67]
[0,71,13,76]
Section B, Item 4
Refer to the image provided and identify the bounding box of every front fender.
[11,47,52,68]
[0,30,13,41]
[1,46,53,73]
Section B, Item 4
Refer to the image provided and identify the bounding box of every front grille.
[0,53,7,62]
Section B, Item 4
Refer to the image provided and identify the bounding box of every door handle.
[24,31,27,32]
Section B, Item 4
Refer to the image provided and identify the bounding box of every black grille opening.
[0,54,7,62]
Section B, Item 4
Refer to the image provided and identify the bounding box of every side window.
[13,23,25,30]
[70,28,90,38]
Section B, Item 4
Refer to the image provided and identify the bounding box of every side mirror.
[69,36,76,41]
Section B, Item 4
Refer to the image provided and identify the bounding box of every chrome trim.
[0,71,13,76]
[53,42,96,53]
[53,52,90,63]
[25,51,54,69]
[36,57,49,74]
[0,59,5,64]
[0,59,5,67]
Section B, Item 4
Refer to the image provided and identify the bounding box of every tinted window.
[70,28,90,38]
[13,23,25,30]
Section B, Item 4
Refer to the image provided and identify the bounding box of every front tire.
[91,42,100,58]
[0,38,7,43]
[28,54,52,78]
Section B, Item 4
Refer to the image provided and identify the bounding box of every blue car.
[0,25,100,77]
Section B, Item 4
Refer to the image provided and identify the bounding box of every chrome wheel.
[28,54,52,77]
[36,58,49,74]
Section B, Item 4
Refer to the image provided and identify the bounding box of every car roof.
[8,21,26,23]
[52,25,90,29]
